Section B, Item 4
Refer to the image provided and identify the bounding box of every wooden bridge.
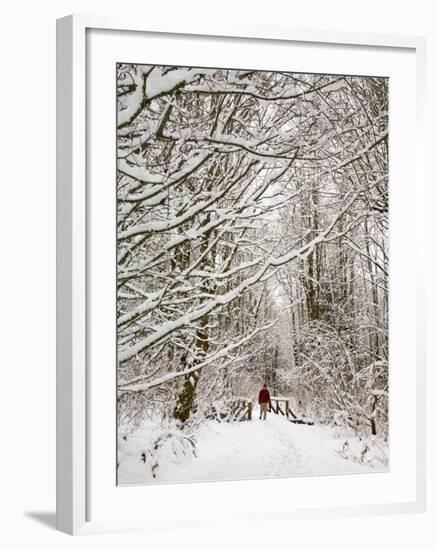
[269,397,314,425]
[231,397,313,425]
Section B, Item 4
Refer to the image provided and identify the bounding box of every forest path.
[158,413,385,483]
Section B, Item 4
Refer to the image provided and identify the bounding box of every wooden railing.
[269,397,314,425]
[227,396,313,425]
[230,398,252,421]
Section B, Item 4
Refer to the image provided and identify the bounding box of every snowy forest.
[116,64,389,484]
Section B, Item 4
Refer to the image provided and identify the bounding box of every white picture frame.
[56,14,427,535]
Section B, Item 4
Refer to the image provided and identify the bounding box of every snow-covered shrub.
[205,400,233,422]
[117,418,197,483]
[337,434,388,468]
[146,426,197,478]
[289,321,388,438]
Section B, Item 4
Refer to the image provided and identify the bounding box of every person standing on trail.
[258,384,271,420]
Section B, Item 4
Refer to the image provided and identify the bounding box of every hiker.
[258,383,271,420]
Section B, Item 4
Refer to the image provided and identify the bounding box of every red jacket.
[258,388,270,404]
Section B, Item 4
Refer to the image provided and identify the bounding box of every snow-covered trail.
[118,413,388,485]
[161,414,384,483]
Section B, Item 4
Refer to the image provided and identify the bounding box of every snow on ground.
[118,413,388,486]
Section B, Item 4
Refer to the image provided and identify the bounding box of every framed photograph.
[56,14,427,535]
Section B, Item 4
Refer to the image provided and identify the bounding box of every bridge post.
[285,400,289,419]
[248,401,252,420]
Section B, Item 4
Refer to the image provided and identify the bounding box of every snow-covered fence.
[230,398,253,422]
[269,397,314,425]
